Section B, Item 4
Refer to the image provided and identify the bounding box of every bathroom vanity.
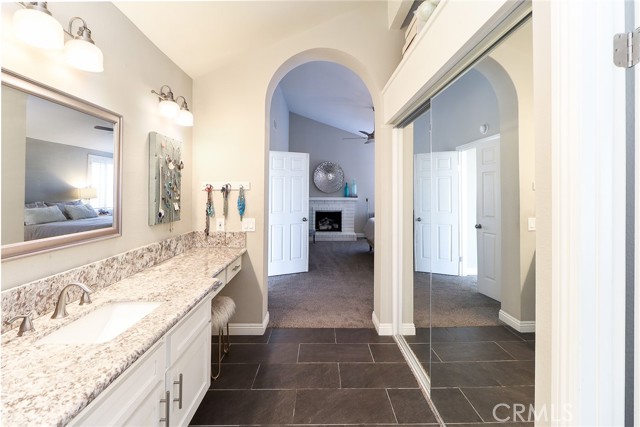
[1,247,244,426]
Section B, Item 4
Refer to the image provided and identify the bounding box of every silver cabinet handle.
[173,373,183,409]
[416,217,422,222]
[302,217,308,222]
[160,390,170,426]
[475,224,482,229]
[232,265,240,271]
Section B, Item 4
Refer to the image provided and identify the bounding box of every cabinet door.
[69,341,166,426]
[166,322,211,427]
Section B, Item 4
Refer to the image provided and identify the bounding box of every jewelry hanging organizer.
[149,132,184,227]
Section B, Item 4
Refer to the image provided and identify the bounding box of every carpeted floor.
[414,272,501,327]
[268,240,501,329]
[268,240,374,328]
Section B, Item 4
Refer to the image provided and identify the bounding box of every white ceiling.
[26,95,114,153]
[114,1,376,138]
[114,1,364,79]
[278,61,373,136]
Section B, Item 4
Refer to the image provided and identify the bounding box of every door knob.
[475,224,482,229]
[302,217,308,222]
[416,217,422,222]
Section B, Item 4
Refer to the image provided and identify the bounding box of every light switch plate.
[528,217,536,231]
[242,218,256,232]
[216,218,225,232]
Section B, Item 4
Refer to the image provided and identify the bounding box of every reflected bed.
[24,216,113,241]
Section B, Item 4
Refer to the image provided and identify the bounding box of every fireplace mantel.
[309,197,358,202]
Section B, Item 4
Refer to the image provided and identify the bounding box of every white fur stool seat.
[211,296,236,332]
[211,296,235,380]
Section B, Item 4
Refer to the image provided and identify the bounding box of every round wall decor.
[313,161,344,193]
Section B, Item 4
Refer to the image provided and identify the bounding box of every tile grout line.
[384,388,400,424]
[494,341,519,360]
[367,343,375,363]
[431,347,443,363]
[458,386,487,423]
[297,343,301,363]
[337,362,342,389]
[250,363,261,390]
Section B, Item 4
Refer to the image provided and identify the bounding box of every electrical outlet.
[216,218,225,232]
[242,218,256,232]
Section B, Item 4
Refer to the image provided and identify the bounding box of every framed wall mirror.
[1,69,122,260]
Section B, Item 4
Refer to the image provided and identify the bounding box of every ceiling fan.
[344,130,375,144]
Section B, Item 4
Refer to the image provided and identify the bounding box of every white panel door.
[476,138,501,301]
[414,152,459,275]
[431,152,460,275]
[268,151,309,276]
[414,153,431,272]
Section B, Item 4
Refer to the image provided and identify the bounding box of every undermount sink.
[38,301,162,345]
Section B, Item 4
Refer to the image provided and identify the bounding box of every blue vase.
[344,182,350,197]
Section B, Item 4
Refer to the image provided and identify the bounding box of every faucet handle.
[70,281,92,305]
[6,313,35,336]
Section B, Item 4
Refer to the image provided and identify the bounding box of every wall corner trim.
[372,311,393,335]
[400,323,416,335]
[499,309,535,333]
[229,311,269,336]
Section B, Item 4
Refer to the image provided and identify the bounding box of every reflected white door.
[414,152,459,275]
[268,151,309,276]
[414,153,431,272]
[476,137,501,301]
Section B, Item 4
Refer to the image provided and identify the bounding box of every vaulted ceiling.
[114,1,379,137]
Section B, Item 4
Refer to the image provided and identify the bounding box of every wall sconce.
[12,2,104,72]
[151,86,194,127]
[479,123,490,135]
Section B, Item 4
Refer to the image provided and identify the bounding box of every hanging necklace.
[237,185,246,220]
[221,184,231,218]
[203,184,215,235]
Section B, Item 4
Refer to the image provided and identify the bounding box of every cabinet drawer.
[70,340,165,426]
[212,269,225,285]
[226,256,242,283]
[166,295,212,367]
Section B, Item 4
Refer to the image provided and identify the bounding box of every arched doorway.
[264,53,378,328]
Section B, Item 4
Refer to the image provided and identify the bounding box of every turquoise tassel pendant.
[237,185,246,220]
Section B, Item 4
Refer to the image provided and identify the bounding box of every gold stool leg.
[211,328,223,381]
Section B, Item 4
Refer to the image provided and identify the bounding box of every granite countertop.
[1,247,245,427]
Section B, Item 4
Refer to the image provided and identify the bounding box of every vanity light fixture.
[64,17,104,72]
[12,3,104,72]
[12,2,63,49]
[175,96,194,127]
[151,86,194,127]
[152,85,180,118]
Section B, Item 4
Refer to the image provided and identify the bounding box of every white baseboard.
[499,309,535,333]
[372,311,393,335]
[229,311,269,335]
[400,323,416,335]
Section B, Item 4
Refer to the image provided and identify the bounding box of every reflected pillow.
[24,206,67,225]
[25,201,46,208]
[65,204,98,220]
[46,200,84,219]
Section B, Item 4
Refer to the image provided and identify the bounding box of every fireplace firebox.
[315,210,342,232]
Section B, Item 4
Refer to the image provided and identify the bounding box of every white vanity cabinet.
[164,295,212,426]
[69,294,213,427]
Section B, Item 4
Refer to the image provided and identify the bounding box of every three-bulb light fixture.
[12,2,104,72]
[151,85,194,127]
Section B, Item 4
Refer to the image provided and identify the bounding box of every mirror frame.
[1,68,123,260]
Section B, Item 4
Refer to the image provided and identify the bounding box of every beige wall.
[191,3,403,326]
[1,2,193,289]
[488,20,535,322]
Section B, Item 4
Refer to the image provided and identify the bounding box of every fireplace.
[315,210,342,232]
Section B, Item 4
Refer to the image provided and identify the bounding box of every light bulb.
[13,7,64,50]
[159,99,180,118]
[64,39,104,72]
[176,109,194,127]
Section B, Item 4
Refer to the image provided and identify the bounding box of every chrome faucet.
[6,313,34,336]
[51,282,93,319]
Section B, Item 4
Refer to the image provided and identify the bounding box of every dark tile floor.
[413,325,536,426]
[190,328,439,426]
[190,326,535,426]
